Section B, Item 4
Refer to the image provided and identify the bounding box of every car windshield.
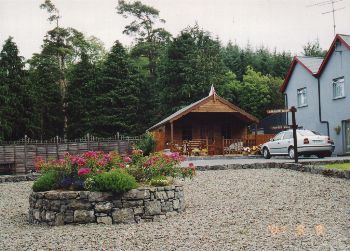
[298,130,317,136]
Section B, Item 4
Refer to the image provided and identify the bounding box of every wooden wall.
[0,139,137,175]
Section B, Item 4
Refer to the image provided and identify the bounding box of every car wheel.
[263,147,271,159]
[288,147,295,159]
[317,154,325,158]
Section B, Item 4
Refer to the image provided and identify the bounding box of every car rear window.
[298,130,317,136]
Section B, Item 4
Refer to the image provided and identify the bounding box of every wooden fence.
[0,134,142,175]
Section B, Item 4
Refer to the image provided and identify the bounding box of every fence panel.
[0,134,141,174]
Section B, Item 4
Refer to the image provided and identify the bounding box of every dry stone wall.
[29,185,185,226]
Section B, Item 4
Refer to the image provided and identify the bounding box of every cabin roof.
[148,87,259,131]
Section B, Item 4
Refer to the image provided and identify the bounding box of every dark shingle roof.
[296,56,323,74]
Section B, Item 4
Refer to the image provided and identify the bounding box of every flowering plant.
[33,150,194,191]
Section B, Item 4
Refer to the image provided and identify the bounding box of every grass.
[323,163,350,171]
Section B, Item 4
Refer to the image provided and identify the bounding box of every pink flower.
[123,156,132,163]
[70,156,87,167]
[78,168,91,176]
[189,163,194,168]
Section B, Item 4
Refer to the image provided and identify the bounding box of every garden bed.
[29,185,185,226]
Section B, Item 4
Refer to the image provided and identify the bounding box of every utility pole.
[307,0,346,36]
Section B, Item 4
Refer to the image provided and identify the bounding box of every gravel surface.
[181,156,350,167]
[0,169,349,250]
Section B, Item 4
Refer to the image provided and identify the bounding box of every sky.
[1,0,350,59]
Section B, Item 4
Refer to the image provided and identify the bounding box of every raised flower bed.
[28,150,194,226]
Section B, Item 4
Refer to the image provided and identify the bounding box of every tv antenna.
[308,0,346,36]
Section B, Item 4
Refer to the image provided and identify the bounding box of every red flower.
[78,168,91,176]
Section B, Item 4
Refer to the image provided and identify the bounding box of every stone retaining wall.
[29,185,185,226]
[0,173,40,183]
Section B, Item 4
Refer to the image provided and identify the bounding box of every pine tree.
[92,41,141,136]
[66,53,97,138]
[28,53,64,139]
[158,25,227,115]
[0,37,31,140]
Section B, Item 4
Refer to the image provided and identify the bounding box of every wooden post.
[222,136,225,156]
[24,135,28,173]
[45,141,48,161]
[254,123,258,146]
[13,142,16,174]
[291,106,298,163]
[170,122,174,145]
[87,133,90,151]
[56,136,59,160]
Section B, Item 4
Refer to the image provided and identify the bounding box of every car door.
[268,132,285,154]
[280,131,293,154]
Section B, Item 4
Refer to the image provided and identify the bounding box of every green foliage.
[32,171,60,192]
[91,40,141,136]
[149,176,171,186]
[126,167,146,182]
[136,133,156,156]
[233,67,284,119]
[66,53,97,138]
[28,53,64,138]
[303,39,327,57]
[158,25,227,115]
[90,169,138,192]
[0,37,34,140]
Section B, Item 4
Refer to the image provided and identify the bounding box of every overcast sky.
[1,0,350,59]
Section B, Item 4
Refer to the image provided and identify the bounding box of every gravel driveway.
[0,169,349,250]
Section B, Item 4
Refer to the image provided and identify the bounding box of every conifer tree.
[0,37,31,140]
[92,41,141,136]
[66,53,97,138]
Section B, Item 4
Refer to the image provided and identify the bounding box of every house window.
[297,87,307,107]
[182,125,192,140]
[333,77,345,99]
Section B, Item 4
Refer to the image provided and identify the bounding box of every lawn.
[324,163,350,171]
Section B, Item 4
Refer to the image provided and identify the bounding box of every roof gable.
[280,56,323,93]
[316,34,350,75]
[148,92,258,131]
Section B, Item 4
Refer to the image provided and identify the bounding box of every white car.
[261,129,334,159]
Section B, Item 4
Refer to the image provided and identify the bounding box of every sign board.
[271,125,292,130]
[266,109,290,114]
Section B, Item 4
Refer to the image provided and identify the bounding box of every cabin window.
[221,124,232,139]
[333,77,345,99]
[297,87,307,107]
[182,126,192,140]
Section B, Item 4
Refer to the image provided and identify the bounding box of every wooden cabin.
[148,87,259,156]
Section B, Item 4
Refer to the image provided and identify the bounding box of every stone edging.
[196,161,350,179]
[0,173,40,183]
[29,185,185,226]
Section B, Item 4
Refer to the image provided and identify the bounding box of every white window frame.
[297,87,308,107]
[333,77,345,99]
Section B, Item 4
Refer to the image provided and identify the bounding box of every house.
[281,34,350,155]
[148,86,259,155]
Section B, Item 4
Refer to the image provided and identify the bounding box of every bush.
[126,167,146,182]
[136,133,156,156]
[149,176,171,186]
[90,169,138,192]
[32,171,60,192]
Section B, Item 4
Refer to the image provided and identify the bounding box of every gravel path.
[181,156,350,167]
[0,169,349,250]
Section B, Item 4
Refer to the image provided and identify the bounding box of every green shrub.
[149,176,171,187]
[136,132,156,156]
[32,171,60,192]
[90,170,137,192]
[126,167,146,182]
